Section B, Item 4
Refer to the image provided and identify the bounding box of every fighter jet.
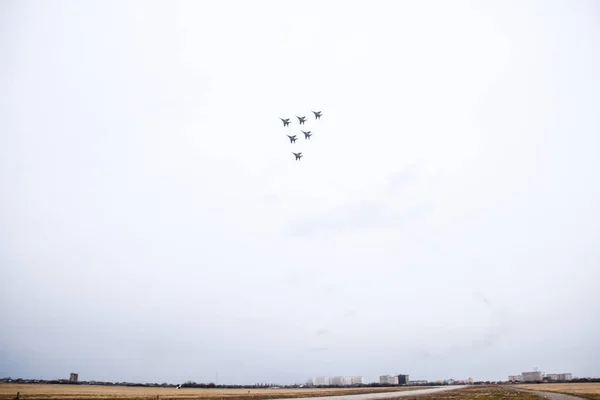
[312,110,322,119]
[296,115,307,125]
[302,130,312,140]
[280,118,291,127]
[293,152,303,161]
[287,134,297,144]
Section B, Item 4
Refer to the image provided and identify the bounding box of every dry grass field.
[0,385,421,400]
[515,383,600,400]
[401,386,540,400]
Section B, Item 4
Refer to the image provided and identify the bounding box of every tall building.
[558,373,572,381]
[397,375,409,385]
[69,373,78,383]
[522,371,543,382]
[330,376,345,386]
[308,376,364,386]
[314,377,330,386]
[379,375,398,385]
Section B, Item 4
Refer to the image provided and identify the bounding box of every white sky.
[1,0,599,384]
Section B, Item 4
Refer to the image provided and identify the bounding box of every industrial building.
[397,374,409,385]
[69,373,78,383]
[508,375,523,382]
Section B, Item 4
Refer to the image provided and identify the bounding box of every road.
[270,386,467,400]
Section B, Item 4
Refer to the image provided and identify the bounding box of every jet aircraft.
[293,152,303,161]
[302,131,312,140]
[312,110,322,119]
[287,134,298,144]
[296,115,307,125]
[280,118,291,127]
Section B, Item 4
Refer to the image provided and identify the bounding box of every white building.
[313,377,331,386]
[558,373,572,381]
[379,375,398,385]
[330,376,345,386]
[508,375,523,382]
[545,374,559,381]
[329,376,364,386]
[522,371,543,382]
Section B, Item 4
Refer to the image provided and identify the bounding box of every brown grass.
[515,383,600,400]
[0,384,421,400]
[398,386,541,400]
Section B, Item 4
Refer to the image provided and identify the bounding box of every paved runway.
[270,386,467,400]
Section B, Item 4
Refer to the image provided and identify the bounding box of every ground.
[515,383,600,400]
[0,385,420,400]
[5,384,599,400]
[400,386,542,400]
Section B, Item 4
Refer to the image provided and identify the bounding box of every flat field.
[400,386,540,400]
[515,383,600,400]
[0,385,421,400]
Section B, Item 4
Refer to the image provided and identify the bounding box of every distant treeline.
[2,377,599,388]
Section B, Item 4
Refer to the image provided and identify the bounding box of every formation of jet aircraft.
[287,134,297,144]
[279,110,322,161]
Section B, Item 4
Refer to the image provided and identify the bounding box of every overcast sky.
[1,0,600,385]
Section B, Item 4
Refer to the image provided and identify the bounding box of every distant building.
[69,373,78,383]
[545,374,559,381]
[508,375,523,382]
[314,376,330,386]
[397,374,409,385]
[558,373,572,381]
[330,376,346,386]
[308,376,363,386]
[380,375,398,385]
[522,371,543,382]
